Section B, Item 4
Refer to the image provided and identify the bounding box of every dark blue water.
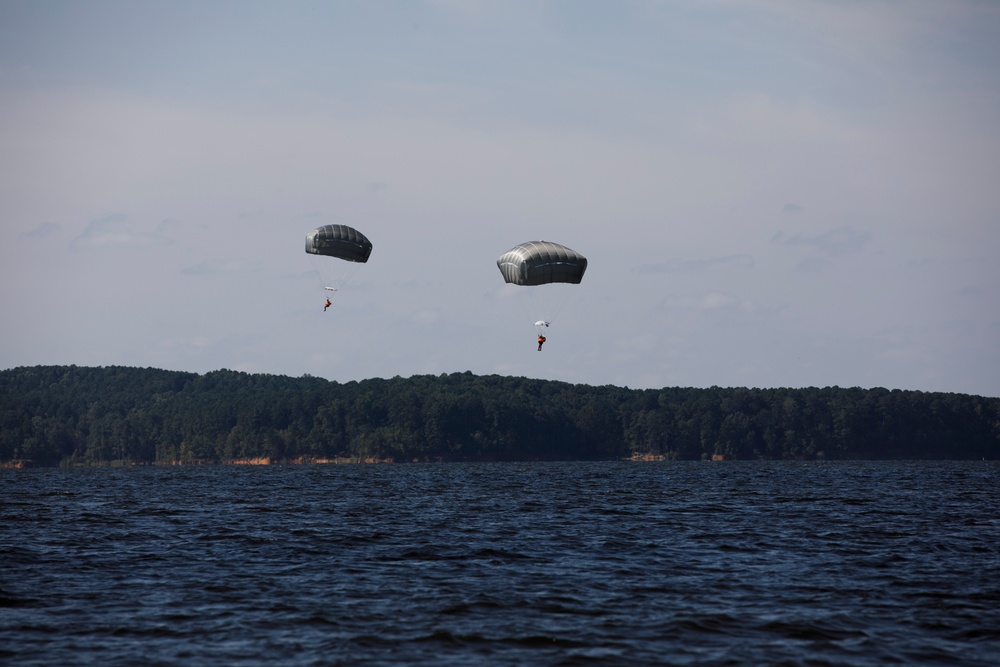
[2,461,999,666]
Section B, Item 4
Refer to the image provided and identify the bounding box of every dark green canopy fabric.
[305,225,373,263]
[497,241,587,286]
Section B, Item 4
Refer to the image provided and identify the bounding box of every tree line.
[1,365,997,466]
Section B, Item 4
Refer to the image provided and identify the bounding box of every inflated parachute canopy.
[305,225,373,263]
[497,241,587,286]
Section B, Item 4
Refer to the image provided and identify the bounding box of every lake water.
[2,461,999,666]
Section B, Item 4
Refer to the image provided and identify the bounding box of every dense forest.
[1,365,998,466]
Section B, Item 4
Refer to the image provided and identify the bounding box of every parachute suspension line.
[333,260,363,292]
[306,253,324,292]
[308,253,362,294]
[511,280,578,331]
[515,287,538,329]
[540,282,578,328]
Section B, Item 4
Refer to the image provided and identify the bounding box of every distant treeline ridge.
[1,365,998,466]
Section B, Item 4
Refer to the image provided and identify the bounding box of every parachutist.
[537,335,546,351]
[324,299,332,311]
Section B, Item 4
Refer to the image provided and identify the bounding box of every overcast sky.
[2,0,998,396]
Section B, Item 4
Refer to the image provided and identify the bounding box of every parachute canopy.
[497,241,587,286]
[305,225,373,263]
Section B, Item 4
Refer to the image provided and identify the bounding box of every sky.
[2,0,998,397]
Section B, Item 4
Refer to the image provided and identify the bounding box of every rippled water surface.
[2,461,999,666]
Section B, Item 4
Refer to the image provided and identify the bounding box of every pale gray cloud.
[70,215,172,250]
[661,291,743,311]
[181,258,264,276]
[635,255,755,273]
[956,286,985,298]
[23,222,62,238]
[771,226,871,256]
[156,218,180,234]
[795,258,831,273]
[658,292,782,321]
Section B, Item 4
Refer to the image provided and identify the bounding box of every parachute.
[305,224,372,263]
[496,240,587,286]
[305,224,373,297]
[497,241,587,337]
